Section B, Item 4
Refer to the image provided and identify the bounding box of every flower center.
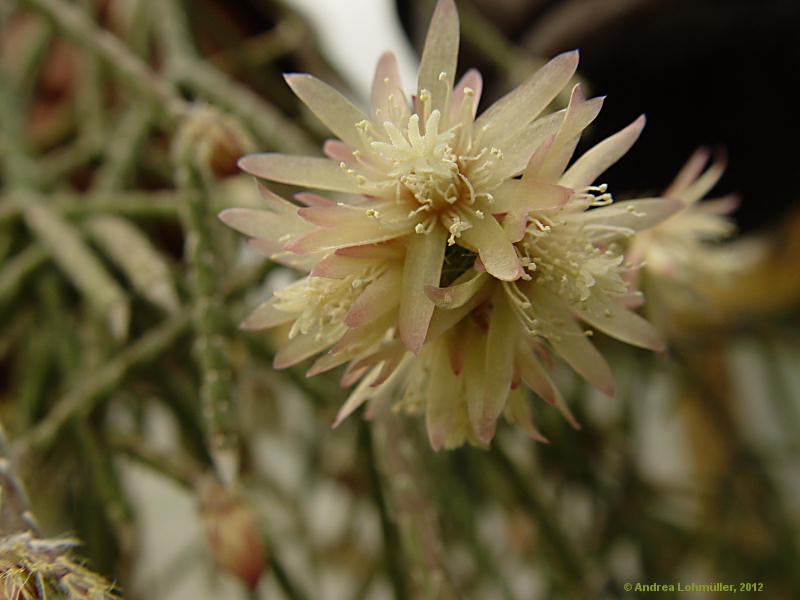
[370,108,462,213]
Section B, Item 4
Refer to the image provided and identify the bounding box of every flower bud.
[173,106,255,178]
[196,475,266,589]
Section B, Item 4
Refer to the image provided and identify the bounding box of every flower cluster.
[222,0,686,448]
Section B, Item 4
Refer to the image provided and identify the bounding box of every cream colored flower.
[222,0,682,448]
[236,0,579,353]
[338,103,682,448]
[627,148,744,296]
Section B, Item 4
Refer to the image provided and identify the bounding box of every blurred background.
[1,0,799,598]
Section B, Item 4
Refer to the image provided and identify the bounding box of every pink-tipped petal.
[479,291,518,435]
[492,179,572,216]
[333,366,382,427]
[663,147,711,196]
[580,197,684,244]
[506,389,549,443]
[294,192,334,207]
[274,332,339,369]
[533,85,604,182]
[493,112,564,180]
[322,139,355,162]
[344,268,402,327]
[310,254,375,278]
[463,327,493,443]
[451,68,483,118]
[534,289,616,396]
[238,154,359,193]
[425,342,460,451]
[475,50,579,149]
[560,115,645,190]
[247,238,319,271]
[676,150,727,205]
[398,226,447,353]
[572,296,665,351]
[371,52,408,122]
[239,298,294,330]
[458,217,523,281]
[695,194,740,216]
[417,0,459,116]
[424,271,488,309]
[284,73,368,151]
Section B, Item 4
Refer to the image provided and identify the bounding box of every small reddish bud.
[196,476,267,589]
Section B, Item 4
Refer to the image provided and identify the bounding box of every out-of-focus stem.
[489,448,590,593]
[19,0,189,120]
[14,309,192,456]
[152,0,316,154]
[369,412,460,600]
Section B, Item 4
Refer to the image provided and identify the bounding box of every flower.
[221,0,681,448]
[626,148,750,313]
[235,0,579,353]
[345,100,683,448]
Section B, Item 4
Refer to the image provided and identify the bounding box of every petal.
[332,365,382,427]
[474,50,579,150]
[274,331,341,369]
[371,51,409,123]
[247,238,320,271]
[426,279,494,343]
[572,295,664,351]
[287,227,402,255]
[560,115,645,190]
[457,216,523,281]
[398,226,447,353]
[239,297,295,330]
[284,73,369,151]
[517,340,580,429]
[477,290,518,442]
[322,139,355,162]
[673,150,726,205]
[218,207,312,240]
[580,197,684,244]
[256,181,302,215]
[663,147,711,196]
[533,288,616,396]
[505,389,549,443]
[425,340,461,451]
[492,179,572,217]
[417,0,459,116]
[491,111,564,180]
[425,270,488,309]
[310,254,377,278]
[238,154,360,193]
[533,84,604,182]
[451,68,483,118]
[694,194,740,216]
[463,325,491,441]
[286,207,413,254]
[334,241,405,260]
[344,268,402,327]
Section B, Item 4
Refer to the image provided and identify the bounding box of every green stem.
[14,309,192,456]
[151,0,315,154]
[0,245,48,307]
[19,0,189,121]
